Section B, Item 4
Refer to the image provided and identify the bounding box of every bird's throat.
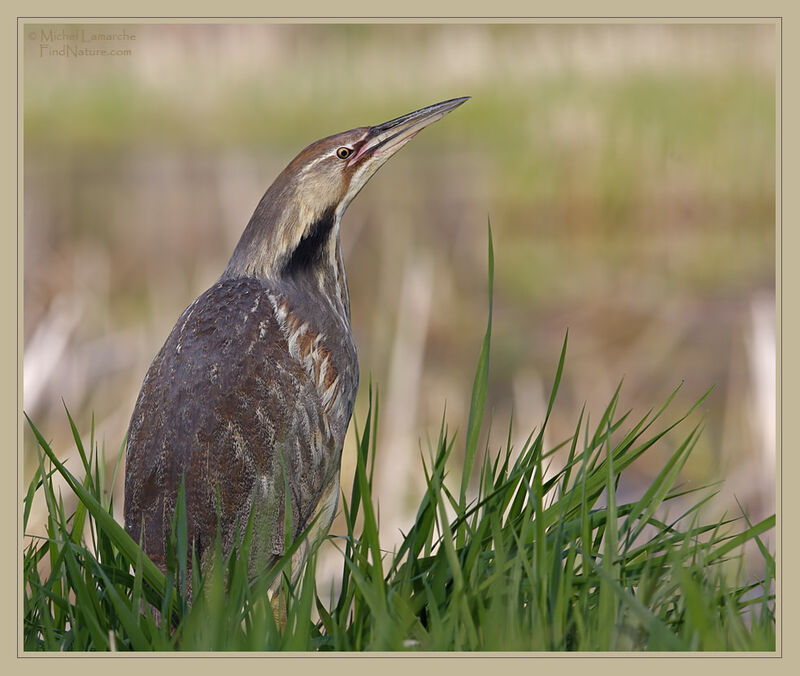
[282,205,337,276]
[280,206,352,330]
[223,187,350,326]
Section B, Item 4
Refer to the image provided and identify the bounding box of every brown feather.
[124,276,357,585]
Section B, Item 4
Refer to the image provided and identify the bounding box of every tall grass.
[23,231,775,651]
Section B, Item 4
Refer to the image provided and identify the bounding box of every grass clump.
[23,230,775,651]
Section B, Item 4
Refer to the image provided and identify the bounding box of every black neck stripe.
[282,206,337,276]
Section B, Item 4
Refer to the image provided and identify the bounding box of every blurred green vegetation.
[23,23,776,562]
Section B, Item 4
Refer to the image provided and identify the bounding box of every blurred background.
[23,23,776,584]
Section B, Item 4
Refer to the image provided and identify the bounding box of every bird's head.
[225,97,469,282]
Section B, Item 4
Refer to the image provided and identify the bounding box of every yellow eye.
[336,147,352,160]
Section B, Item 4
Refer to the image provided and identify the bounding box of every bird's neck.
[283,212,352,328]
[223,190,352,325]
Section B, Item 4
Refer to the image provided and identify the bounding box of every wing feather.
[124,277,341,581]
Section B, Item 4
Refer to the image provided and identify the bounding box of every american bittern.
[124,97,469,610]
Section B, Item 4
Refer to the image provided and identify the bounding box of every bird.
[123,97,469,603]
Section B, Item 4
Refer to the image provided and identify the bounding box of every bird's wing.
[124,276,341,577]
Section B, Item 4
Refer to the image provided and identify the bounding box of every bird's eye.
[336,147,352,160]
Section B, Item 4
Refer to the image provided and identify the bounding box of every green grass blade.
[25,413,174,611]
[459,220,494,521]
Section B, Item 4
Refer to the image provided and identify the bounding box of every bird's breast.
[124,275,358,572]
[266,289,358,443]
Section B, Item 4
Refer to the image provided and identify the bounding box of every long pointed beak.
[347,96,469,167]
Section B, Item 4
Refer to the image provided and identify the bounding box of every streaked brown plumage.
[124,97,469,595]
